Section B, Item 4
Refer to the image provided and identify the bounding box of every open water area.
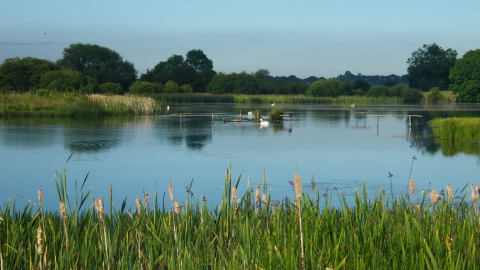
[2,103,480,212]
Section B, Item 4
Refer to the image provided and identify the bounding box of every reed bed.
[87,94,160,116]
[429,117,480,141]
[1,167,480,269]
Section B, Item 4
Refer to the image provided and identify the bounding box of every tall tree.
[0,57,58,92]
[406,43,457,91]
[449,49,480,102]
[57,43,137,92]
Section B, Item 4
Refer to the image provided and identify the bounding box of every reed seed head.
[409,179,415,195]
[169,181,174,202]
[255,185,260,205]
[36,226,43,256]
[447,184,453,199]
[294,174,302,199]
[59,201,66,219]
[262,193,268,205]
[144,192,149,208]
[430,190,440,203]
[421,189,425,197]
[231,187,237,203]
[38,189,43,206]
[94,198,105,220]
[174,201,180,214]
[135,197,141,213]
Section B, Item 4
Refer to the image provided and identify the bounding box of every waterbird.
[388,172,393,178]
[260,119,269,126]
[350,104,355,108]
[271,102,275,106]
[166,105,169,110]
[247,111,253,116]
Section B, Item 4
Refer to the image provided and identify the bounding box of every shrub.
[427,87,444,102]
[269,107,284,121]
[99,82,123,95]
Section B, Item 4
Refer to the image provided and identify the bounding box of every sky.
[2,1,480,79]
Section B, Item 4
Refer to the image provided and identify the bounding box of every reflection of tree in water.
[186,134,211,150]
[68,139,118,153]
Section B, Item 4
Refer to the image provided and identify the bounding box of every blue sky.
[2,1,479,78]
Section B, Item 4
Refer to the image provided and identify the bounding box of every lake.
[1,103,480,212]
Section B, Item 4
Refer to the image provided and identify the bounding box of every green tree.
[426,87,444,102]
[353,79,370,91]
[406,43,457,91]
[57,43,137,92]
[180,84,193,93]
[306,78,344,97]
[254,69,270,80]
[206,72,235,94]
[449,49,480,102]
[0,57,58,92]
[39,68,95,94]
[129,81,162,94]
[99,82,123,95]
[366,85,389,97]
[164,80,179,93]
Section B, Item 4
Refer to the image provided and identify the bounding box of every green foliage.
[366,85,389,97]
[253,69,270,80]
[353,79,370,91]
[406,43,457,91]
[269,107,284,121]
[306,78,344,97]
[39,68,96,94]
[129,81,161,94]
[0,57,59,92]
[57,43,137,92]
[426,87,444,102]
[99,82,123,95]
[448,49,480,102]
[429,117,480,141]
[164,80,179,93]
[179,84,193,93]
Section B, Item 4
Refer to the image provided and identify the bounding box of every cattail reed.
[144,192,149,208]
[169,181,174,203]
[409,179,415,195]
[255,185,260,205]
[59,201,67,219]
[294,173,305,270]
[430,190,440,203]
[36,226,43,270]
[262,193,268,206]
[232,187,237,203]
[38,189,43,207]
[174,201,180,214]
[447,184,453,200]
[95,198,105,221]
[135,197,141,213]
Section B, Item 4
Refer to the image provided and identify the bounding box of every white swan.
[167,105,170,110]
[271,102,275,107]
[350,104,355,108]
[247,111,253,116]
[260,119,269,126]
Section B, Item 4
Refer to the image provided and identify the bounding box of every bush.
[129,81,159,94]
[366,85,389,97]
[100,82,123,95]
[269,107,284,121]
[427,87,444,102]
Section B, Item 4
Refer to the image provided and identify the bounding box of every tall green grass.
[1,165,480,269]
[429,118,480,141]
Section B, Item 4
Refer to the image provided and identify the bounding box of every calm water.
[2,103,480,212]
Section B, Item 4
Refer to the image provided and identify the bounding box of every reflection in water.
[68,139,118,153]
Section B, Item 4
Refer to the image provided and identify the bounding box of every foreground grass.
[1,167,480,269]
[0,92,165,117]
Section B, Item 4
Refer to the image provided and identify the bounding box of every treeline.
[4,42,478,103]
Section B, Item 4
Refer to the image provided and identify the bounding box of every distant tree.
[164,80,179,93]
[129,81,161,94]
[306,78,344,97]
[449,49,480,102]
[254,69,270,80]
[406,43,457,91]
[366,85,389,97]
[99,82,123,95]
[57,43,137,92]
[180,84,193,93]
[353,79,370,91]
[143,50,215,93]
[426,87,444,102]
[233,72,259,94]
[39,68,96,94]
[206,72,235,94]
[0,57,58,92]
